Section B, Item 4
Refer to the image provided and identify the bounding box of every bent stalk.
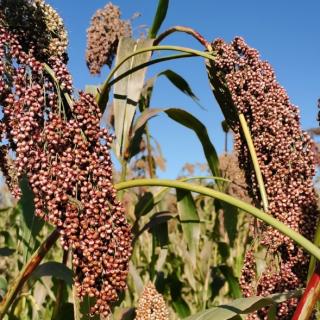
[114,179,320,262]
[0,229,60,319]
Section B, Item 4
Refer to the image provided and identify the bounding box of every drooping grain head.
[207,37,320,319]
[0,3,132,316]
[86,2,132,75]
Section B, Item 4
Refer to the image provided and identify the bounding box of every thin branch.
[97,45,216,110]
[0,229,60,319]
[239,114,269,212]
[154,25,210,47]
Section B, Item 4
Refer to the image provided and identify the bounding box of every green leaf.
[18,176,44,263]
[0,276,8,298]
[176,189,200,268]
[219,265,242,299]
[73,289,99,320]
[173,298,191,319]
[223,202,239,247]
[165,108,220,182]
[185,290,302,320]
[218,242,230,261]
[134,192,155,218]
[129,108,221,183]
[54,303,74,320]
[113,38,154,158]
[19,176,43,235]
[148,0,169,38]
[0,231,15,248]
[0,247,15,256]
[31,262,73,286]
[159,70,201,107]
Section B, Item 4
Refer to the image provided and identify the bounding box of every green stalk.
[107,53,195,89]
[51,249,69,320]
[97,45,216,108]
[0,229,60,319]
[239,114,268,212]
[114,179,320,261]
[308,220,320,280]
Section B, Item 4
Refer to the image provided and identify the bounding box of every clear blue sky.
[47,0,320,178]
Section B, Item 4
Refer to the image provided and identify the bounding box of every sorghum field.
[0,1,320,319]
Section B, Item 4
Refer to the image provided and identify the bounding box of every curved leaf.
[185,290,302,320]
[134,192,155,218]
[159,69,201,107]
[148,0,169,38]
[129,108,221,181]
[31,262,73,286]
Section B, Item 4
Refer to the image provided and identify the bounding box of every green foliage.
[0,1,318,319]
[148,0,169,38]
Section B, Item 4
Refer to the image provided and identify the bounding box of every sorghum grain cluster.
[208,37,319,319]
[135,282,169,320]
[86,2,131,74]
[0,4,132,316]
[0,0,68,61]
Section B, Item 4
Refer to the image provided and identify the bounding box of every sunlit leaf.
[185,290,302,320]
[148,0,169,38]
[159,70,201,106]
[113,37,153,158]
[0,276,7,298]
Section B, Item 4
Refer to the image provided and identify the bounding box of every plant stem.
[238,114,268,212]
[114,179,320,261]
[292,264,320,320]
[154,26,209,47]
[308,219,320,280]
[108,53,194,89]
[98,45,216,109]
[51,249,69,320]
[0,229,60,319]
[145,125,155,179]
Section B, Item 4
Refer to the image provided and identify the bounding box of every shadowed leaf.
[31,262,73,286]
[176,189,200,268]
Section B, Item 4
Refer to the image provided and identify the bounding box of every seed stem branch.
[154,26,209,47]
[238,114,269,212]
[0,229,60,319]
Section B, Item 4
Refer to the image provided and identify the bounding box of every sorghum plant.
[207,37,320,319]
[86,2,132,75]
[0,1,131,316]
[1,1,320,319]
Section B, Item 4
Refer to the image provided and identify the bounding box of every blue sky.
[47,0,320,178]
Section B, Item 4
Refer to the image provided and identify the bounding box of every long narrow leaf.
[148,0,169,38]
[113,38,153,158]
[176,189,200,268]
[129,108,221,182]
[185,290,302,320]
[159,69,201,107]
